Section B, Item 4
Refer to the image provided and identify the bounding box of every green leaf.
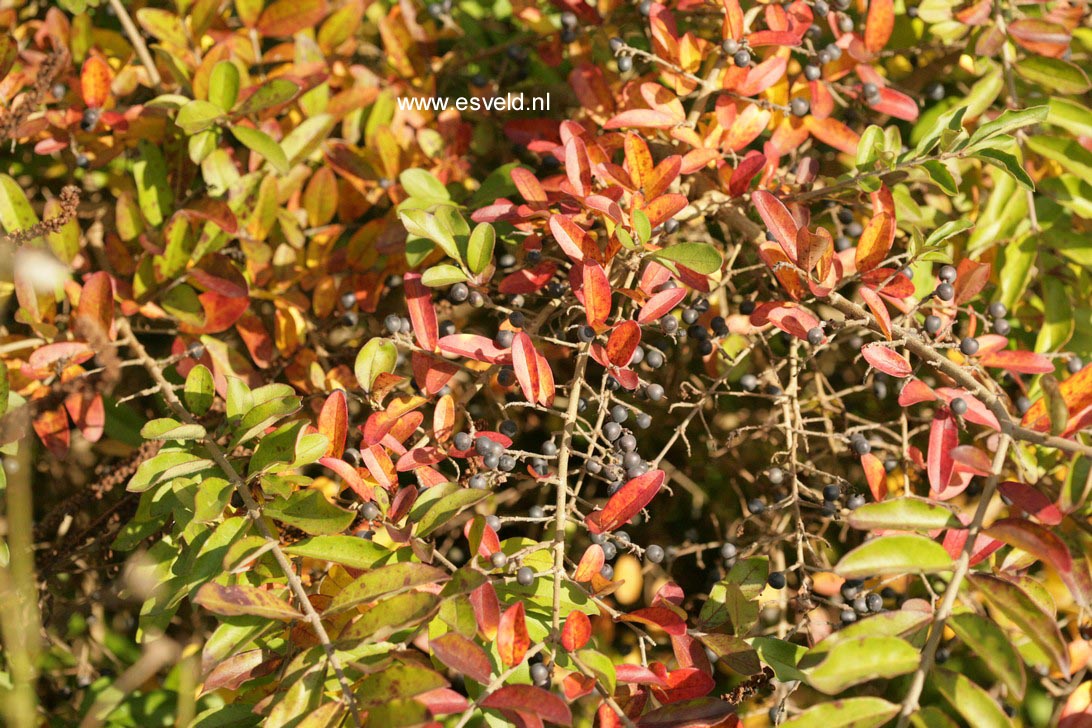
[133,141,174,227]
[967,106,1047,148]
[400,209,460,260]
[421,264,468,287]
[264,489,355,536]
[782,697,899,728]
[228,396,301,448]
[1027,135,1092,186]
[0,174,39,237]
[1015,57,1091,95]
[974,147,1034,190]
[651,243,722,275]
[633,209,651,244]
[177,100,225,134]
[415,489,490,537]
[805,636,919,694]
[914,105,967,156]
[698,633,761,675]
[230,125,289,175]
[925,218,973,247]
[141,418,208,441]
[835,534,953,578]
[354,338,397,392]
[127,450,214,493]
[328,561,449,613]
[847,498,961,531]
[225,377,253,421]
[856,125,885,170]
[922,159,958,195]
[194,477,233,523]
[356,662,447,708]
[1036,275,1074,353]
[184,364,215,416]
[208,61,241,111]
[281,114,335,166]
[399,169,450,202]
[194,582,303,621]
[751,636,808,682]
[466,223,495,275]
[283,536,391,569]
[968,573,1070,674]
[948,612,1026,698]
[1046,98,1092,138]
[236,78,299,116]
[0,360,8,417]
[931,668,1013,728]
[340,591,440,642]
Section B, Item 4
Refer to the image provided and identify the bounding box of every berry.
[851,436,871,455]
[740,299,755,315]
[992,318,1011,335]
[450,282,469,302]
[1015,395,1032,415]
[468,290,485,307]
[619,434,637,452]
[517,566,534,585]
[697,339,714,356]
[491,551,508,568]
[495,330,514,348]
[638,0,652,14]
[935,282,954,301]
[711,317,729,337]
[767,571,787,589]
[344,448,362,467]
[497,368,516,387]
[530,663,549,686]
[834,236,852,251]
[542,440,559,456]
[610,404,629,423]
[720,542,738,560]
[483,453,500,469]
[823,484,840,501]
[960,337,980,356]
[75,154,90,168]
[646,384,664,401]
[853,595,868,613]
[80,107,101,131]
[807,327,824,345]
[804,64,822,81]
[498,455,516,472]
[861,82,879,99]
[950,397,968,416]
[603,422,622,441]
[622,451,642,470]
[815,0,830,14]
[838,14,854,32]
[660,315,679,334]
[748,498,766,515]
[721,39,740,54]
[790,98,810,117]
[384,314,401,333]
[740,373,759,391]
[841,579,863,599]
[884,458,898,472]
[646,544,665,563]
[617,55,633,73]
[866,593,884,612]
[938,265,958,282]
[600,564,614,579]
[577,325,596,343]
[733,49,752,67]
[529,505,545,519]
[439,320,456,337]
[635,413,652,429]
[681,308,699,325]
[645,349,665,368]
[845,221,863,237]
[838,210,855,226]
[601,542,617,560]
[925,82,945,101]
[1069,356,1084,374]
[847,494,866,509]
[924,315,942,335]
[585,459,602,474]
[609,37,625,53]
[361,502,380,520]
[508,311,525,328]
[768,467,785,485]
[499,419,518,437]
[841,608,858,624]
[665,218,680,234]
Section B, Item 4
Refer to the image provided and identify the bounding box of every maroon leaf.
[861,344,912,377]
[586,469,665,534]
[431,632,492,684]
[481,685,573,726]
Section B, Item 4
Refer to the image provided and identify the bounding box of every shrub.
[0,0,1090,726]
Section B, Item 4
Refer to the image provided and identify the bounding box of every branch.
[117,318,363,727]
[108,0,162,88]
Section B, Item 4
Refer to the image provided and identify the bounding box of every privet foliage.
[0,0,1090,726]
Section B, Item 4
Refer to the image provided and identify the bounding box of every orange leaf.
[80,56,112,108]
[497,601,529,667]
[606,320,641,367]
[854,212,894,272]
[512,332,542,405]
[859,286,892,339]
[645,155,682,200]
[404,272,438,351]
[317,390,348,458]
[550,214,595,263]
[864,0,894,53]
[74,271,114,341]
[641,194,687,229]
[625,133,654,190]
[573,544,606,582]
[795,226,831,274]
[586,469,665,534]
[1022,363,1092,436]
[431,633,492,684]
[258,0,328,36]
[861,452,887,501]
[582,261,611,329]
[561,611,592,651]
[804,115,860,154]
[481,685,573,726]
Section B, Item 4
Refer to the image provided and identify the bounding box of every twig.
[108,0,162,88]
[116,318,363,727]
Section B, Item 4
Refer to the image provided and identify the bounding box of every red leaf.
[862,452,887,501]
[497,602,530,667]
[861,344,911,377]
[619,606,687,636]
[586,469,666,534]
[512,333,542,405]
[928,410,958,497]
[986,518,1089,607]
[65,392,104,443]
[638,288,687,324]
[979,349,1054,374]
[605,109,680,130]
[645,156,682,201]
[499,262,559,294]
[635,698,740,728]
[804,115,860,154]
[641,194,688,229]
[950,445,992,476]
[615,664,668,687]
[606,321,642,367]
[564,136,591,196]
[319,457,373,501]
[511,167,547,205]
[561,611,592,651]
[573,544,605,582]
[405,272,438,351]
[728,151,766,197]
[317,390,348,458]
[872,87,920,122]
[550,215,593,263]
[795,226,832,275]
[859,286,892,339]
[652,668,716,704]
[439,334,511,364]
[752,190,799,262]
[469,581,500,640]
[75,272,114,341]
[431,633,493,684]
[481,685,573,726]
[582,261,612,329]
[953,259,990,305]
[998,481,1064,525]
[767,305,820,341]
[864,0,894,53]
[1008,18,1070,58]
[412,352,459,396]
[898,378,937,406]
